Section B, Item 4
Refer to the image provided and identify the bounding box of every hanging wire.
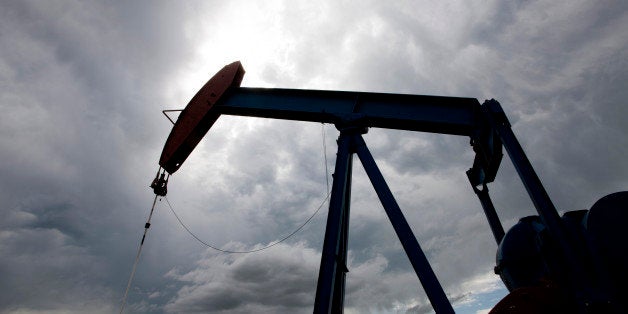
[119,194,159,314]
[165,123,332,253]
[120,123,332,312]
[165,192,328,253]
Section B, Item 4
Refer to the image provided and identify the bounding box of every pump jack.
[154,61,627,313]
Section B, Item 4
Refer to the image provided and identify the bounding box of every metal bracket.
[162,109,183,125]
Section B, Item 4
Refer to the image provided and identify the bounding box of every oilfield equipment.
[147,61,627,313]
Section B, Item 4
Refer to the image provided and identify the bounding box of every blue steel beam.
[314,131,354,314]
[215,87,481,136]
[483,99,588,305]
[331,149,352,314]
[354,134,455,314]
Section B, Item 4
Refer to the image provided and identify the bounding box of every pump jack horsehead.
[153,61,628,313]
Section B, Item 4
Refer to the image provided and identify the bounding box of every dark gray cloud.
[1,0,626,313]
[0,0,212,312]
[163,243,319,313]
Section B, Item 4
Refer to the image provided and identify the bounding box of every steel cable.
[119,194,159,314]
[120,123,332,312]
[164,123,332,253]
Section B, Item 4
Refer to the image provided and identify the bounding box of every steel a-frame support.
[314,128,454,314]
[482,100,589,303]
[314,127,354,313]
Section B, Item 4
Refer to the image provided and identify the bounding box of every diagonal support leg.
[353,134,454,314]
[466,175,505,244]
[331,155,352,313]
[483,100,587,298]
[314,131,354,314]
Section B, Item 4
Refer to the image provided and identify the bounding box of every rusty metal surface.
[159,61,245,174]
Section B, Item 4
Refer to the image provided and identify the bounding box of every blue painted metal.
[215,87,481,136]
[467,176,504,244]
[482,99,588,305]
[353,134,455,314]
[331,148,352,313]
[314,129,453,313]
[314,131,353,314]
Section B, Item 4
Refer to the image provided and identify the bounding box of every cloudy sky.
[1,1,627,313]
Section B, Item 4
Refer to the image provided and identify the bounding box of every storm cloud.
[1,0,627,313]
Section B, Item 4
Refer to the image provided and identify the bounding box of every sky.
[1,0,627,313]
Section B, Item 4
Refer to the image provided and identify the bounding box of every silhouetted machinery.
[154,61,627,313]
[492,192,628,313]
